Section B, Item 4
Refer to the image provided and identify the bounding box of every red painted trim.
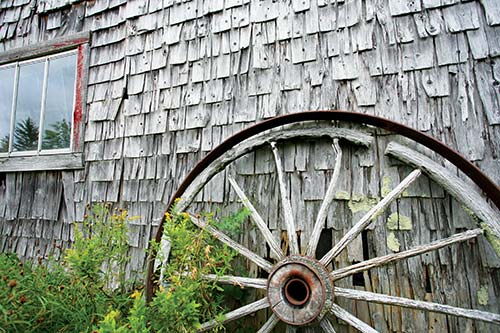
[72,45,84,151]
[53,37,89,49]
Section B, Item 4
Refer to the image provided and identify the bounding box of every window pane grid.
[37,59,50,152]
[0,49,77,157]
[7,64,19,154]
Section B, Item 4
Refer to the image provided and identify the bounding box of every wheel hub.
[267,255,334,326]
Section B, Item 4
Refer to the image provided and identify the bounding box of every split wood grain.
[271,141,299,255]
[202,274,267,289]
[386,142,500,240]
[190,215,273,272]
[320,169,422,266]
[198,297,269,332]
[329,303,379,333]
[229,176,284,259]
[335,287,500,324]
[177,127,372,212]
[256,314,280,333]
[330,229,482,280]
[306,139,342,256]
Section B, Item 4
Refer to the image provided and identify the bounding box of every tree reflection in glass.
[42,53,76,150]
[13,60,44,152]
[0,66,15,153]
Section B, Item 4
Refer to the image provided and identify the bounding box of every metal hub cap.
[267,255,334,326]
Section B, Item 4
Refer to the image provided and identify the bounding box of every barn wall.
[0,0,499,314]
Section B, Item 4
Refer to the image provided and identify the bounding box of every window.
[0,32,89,172]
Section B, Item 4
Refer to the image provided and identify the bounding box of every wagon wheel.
[146,111,500,332]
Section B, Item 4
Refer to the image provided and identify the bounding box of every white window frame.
[0,32,89,172]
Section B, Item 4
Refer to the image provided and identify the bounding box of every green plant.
[0,203,134,333]
[96,205,246,333]
[65,204,130,290]
[0,203,248,332]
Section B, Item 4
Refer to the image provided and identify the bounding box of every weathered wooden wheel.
[147,111,500,332]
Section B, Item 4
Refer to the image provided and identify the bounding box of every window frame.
[0,32,89,172]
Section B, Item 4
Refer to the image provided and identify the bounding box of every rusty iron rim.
[146,110,500,301]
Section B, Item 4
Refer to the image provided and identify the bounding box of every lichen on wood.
[477,286,489,306]
[481,223,500,258]
[347,195,379,214]
[386,213,412,231]
[387,232,401,252]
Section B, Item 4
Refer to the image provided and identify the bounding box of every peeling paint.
[477,286,489,305]
[480,223,500,258]
[386,213,412,230]
[347,195,379,213]
[387,232,400,252]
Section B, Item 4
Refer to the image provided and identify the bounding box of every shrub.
[0,204,133,333]
[0,203,247,332]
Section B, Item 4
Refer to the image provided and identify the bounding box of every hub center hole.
[284,278,310,306]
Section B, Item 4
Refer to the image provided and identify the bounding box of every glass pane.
[13,60,44,152]
[0,66,15,153]
[42,53,76,150]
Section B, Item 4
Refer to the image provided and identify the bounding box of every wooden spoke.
[198,297,269,332]
[190,215,274,272]
[335,287,500,325]
[257,314,280,333]
[271,141,299,255]
[386,142,500,240]
[320,317,338,332]
[229,176,284,260]
[329,303,379,333]
[306,139,342,257]
[331,229,482,280]
[320,169,422,266]
[202,274,267,289]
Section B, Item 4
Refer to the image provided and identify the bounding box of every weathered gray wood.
[331,229,482,280]
[256,314,280,333]
[320,169,422,266]
[202,274,267,289]
[0,153,84,172]
[0,31,90,65]
[177,126,372,212]
[329,303,379,333]
[385,142,500,240]
[320,318,337,332]
[229,176,284,259]
[271,141,299,255]
[335,287,500,325]
[198,297,269,332]
[190,215,273,272]
[306,139,342,256]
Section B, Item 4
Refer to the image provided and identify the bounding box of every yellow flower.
[130,290,141,300]
[165,212,172,222]
[158,285,165,293]
[204,245,211,259]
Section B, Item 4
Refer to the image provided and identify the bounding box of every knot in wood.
[267,255,333,326]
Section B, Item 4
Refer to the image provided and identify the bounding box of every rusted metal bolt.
[284,278,310,306]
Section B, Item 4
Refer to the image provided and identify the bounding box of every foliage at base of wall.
[0,204,247,332]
